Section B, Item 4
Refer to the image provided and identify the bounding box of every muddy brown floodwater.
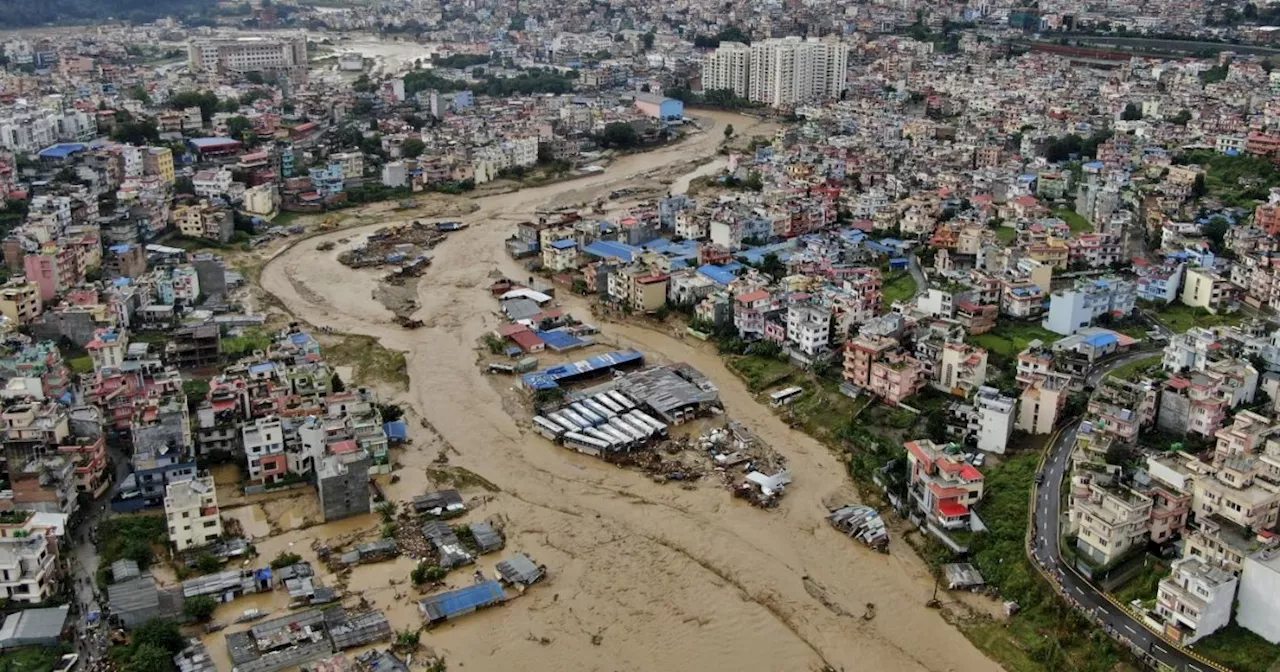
[255,111,1006,672]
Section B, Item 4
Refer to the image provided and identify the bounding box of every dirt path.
[257,110,1004,672]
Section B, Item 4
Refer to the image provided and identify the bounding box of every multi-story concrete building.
[701,42,751,98]
[188,33,309,83]
[1072,481,1154,566]
[1237,546,1280,644]
[936,343,988,396]
[904,439,985,531]
[243,416,287,485]
[1017,371,1070,435]
[747,36,848,108]
[173,201,233,244]
[1181,266,1241,315]
[785,303,831,358]
[1042,276,1135,335]
[0,277,41,326]
[0,529,58,604]
[164,475,222,552]
[1154,556,1237,645]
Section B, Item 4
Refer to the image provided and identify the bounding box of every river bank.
[246,109,1006,672]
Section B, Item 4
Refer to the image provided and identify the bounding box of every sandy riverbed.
[244,110,1006,672]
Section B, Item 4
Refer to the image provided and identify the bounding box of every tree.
[723,124,735,140]
[1121,102,1143,121]
[1203,216,1230,252]
[174,177,195,196]
[226,116,254,144]
[926,410,949,443]
[184,595,218,622]
[330,372,345,392]
[270,551,302,569]
[599,122,639,148]
[642,31,655,51]
[245,71,265,85]
[131,618,185,655]
[1169,109,1192,125]
[110,119,160,146]
[195,553,222,574]
[128,85,151,105]
[168,90,220,122]
[401,138,426,158]
[759,253,786,279]
[1191,172,1208,199]
[122,643,175,672]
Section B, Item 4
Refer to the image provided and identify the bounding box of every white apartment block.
[701,41,751,98]
[187,33,309,83]
[243,416,285,483]
[971,386,1015,455]
[1154,556,1236,645]
[1237,546,1280,644]
[1073,482,1153,566]
[164,475,222,552]
[748,36,849,108]
[1042,276,1136,335]
[0,104,97,154]
[785,304,831,357]
[0,535,56,604]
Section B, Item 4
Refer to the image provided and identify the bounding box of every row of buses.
[532,391,669,456]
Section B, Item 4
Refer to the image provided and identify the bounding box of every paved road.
[1032,350,1214,672]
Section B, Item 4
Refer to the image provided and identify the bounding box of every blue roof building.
[37,143,87,161]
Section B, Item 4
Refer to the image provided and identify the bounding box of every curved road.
[1032,349,1217,672]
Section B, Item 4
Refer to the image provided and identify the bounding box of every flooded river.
[250,110,1004,672]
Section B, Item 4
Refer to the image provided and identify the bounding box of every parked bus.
[570,403,604,426]
[586,427,625,449]
[533,416,566,440]
[769,386,804,407]
[563,432,610,455]
[617,415,654,438]
[629,411,668,437]
[610,418,648,442]
[597,425,634,446]
[561,409,594,429]
[548,413,581,433]
[607,391,636,410]
[594,394,625,414]
[583,399,616,420]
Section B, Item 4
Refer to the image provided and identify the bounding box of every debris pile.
[604,448,705,483]
[700,421,791,506]
[338,221,447,269]
[827,505,889,552]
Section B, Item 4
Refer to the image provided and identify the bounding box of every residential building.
[969,387,1015,454]
[936,343,988,397]
[904,439,985,531]
[543,239,578,272]
[164,475,222,552]
[748,36,849,108]
[1237,546,1280,644]
[734,289,775,340]
[1154,556,1237,645]
[1017,372,1070,435]
[1181,267,1240,315]
[172,202,233,244]
[1042,277,1135,335]
[1073,481,1153,566]
[785,303,831,358]
[0,278,40,326]
[702,42,751,98]
[243,416,287,485]
[0,532,57,604]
